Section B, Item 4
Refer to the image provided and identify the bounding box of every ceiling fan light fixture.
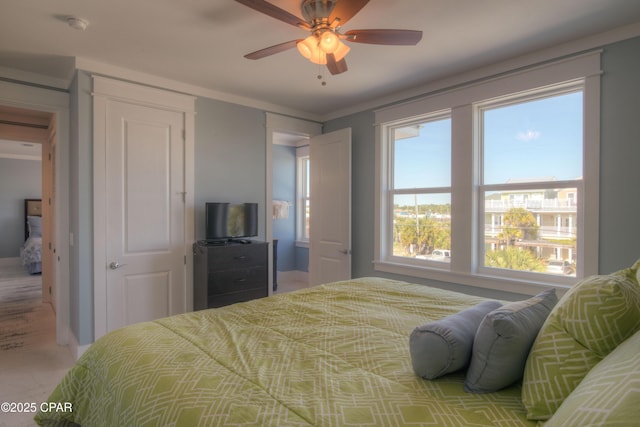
[309,49,327,65]
[296,36,316,60]
[332,40,350,62]
[319,30,339,53]
[301,0,338,23]
[235,0,422,76]
[296,37,311,59]
[297,35,328,64]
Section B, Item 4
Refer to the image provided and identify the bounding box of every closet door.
[93,77,195,338]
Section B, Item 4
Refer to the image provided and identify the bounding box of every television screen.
[205,202,258,240]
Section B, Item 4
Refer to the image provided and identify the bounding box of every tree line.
[394,206,555,272]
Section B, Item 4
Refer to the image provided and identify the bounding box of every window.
[375,52,600,292]
[479,88,583,278]
[389,114,452,264]
[296,147,310,244]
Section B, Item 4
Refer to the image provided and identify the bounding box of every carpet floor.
[0,258,72,427]
[0,258,51,352]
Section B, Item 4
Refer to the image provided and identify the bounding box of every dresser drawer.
[193,241,269,311]
[208,266,266,295]
[206,288,267,309]
[207,244,266,270]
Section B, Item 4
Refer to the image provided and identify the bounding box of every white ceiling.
[0,140,42,161]
[1,0,640,120]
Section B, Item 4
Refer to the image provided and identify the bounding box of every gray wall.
[0,157,41,257]
[599,36,640,272]
[295,246,309,272]
[68,70,94,345]
[324,35,640,300]
[272,144,297,271]
[194,97,267,242]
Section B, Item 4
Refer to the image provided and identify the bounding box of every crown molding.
[75,58,323,122]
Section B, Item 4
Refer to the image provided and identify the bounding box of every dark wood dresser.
[193,240,268,310]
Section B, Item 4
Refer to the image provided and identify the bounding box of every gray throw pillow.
[410,300,503,379]
[464,288,558,393]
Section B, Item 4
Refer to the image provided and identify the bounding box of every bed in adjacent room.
[20,198,42,275]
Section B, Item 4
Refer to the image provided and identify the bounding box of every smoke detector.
[67,17,89,31]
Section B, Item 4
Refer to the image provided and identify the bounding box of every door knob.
[338,249,352,255]
[109,261,127,270]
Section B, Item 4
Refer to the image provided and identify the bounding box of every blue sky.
[394,118,451,189]
[483,91,583,184]
[394,91,583,197]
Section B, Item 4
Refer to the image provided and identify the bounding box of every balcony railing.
[484,225,576,240]
[485,199,576,212]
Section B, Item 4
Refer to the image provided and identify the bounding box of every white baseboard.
[68,329,91,360]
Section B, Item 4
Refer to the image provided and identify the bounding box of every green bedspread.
[36,278,535,426]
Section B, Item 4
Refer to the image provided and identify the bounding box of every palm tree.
[499,207,538,245]
[485,246,545,272]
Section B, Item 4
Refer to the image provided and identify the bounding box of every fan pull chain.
[317,64,327,86]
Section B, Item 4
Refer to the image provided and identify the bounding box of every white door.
[104,101,187,331]
[309,128,352,286]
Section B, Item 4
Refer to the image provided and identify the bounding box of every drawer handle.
[235,256,248,260]
[235,278,247,283]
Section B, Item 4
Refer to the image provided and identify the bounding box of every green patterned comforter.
[36,278,535,426]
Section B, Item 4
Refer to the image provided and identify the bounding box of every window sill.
[373,259,573,297]
[295,240,309,248]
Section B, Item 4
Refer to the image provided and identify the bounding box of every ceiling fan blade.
[329,0,369,27]
[326,53,348,75]
[235,0,310,30]
[244,39,302,60]
[343,29,423,45]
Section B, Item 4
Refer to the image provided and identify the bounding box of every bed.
[21,198,42,275]
[35,278,537,427]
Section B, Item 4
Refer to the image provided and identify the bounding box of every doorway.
[0,79,70,349]
[271,132,311,292]
[0,105,57,348]
[266,114,352,291]
[266,114,321,294]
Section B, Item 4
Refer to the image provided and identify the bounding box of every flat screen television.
[205,202,258,241]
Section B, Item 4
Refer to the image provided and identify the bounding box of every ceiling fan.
[235,0,423,75]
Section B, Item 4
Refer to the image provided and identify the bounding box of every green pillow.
[522,261,640,421]
[410,300,502,379]
[544,329,640,426]
[464,289,557,393]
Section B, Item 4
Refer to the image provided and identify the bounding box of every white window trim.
[374,51,601,294]
[296,145,310,247]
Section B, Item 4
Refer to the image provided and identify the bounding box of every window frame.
[296,146,310,246]
[475,82,584,284]
[385,110,453,269]
[374,52,601,294]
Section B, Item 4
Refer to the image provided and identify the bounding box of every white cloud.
[516,130,541,141]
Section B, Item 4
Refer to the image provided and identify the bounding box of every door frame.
[93,76,195,339]
[0,80,70,347]
[265,113,322,294]
[41,120,56,307]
